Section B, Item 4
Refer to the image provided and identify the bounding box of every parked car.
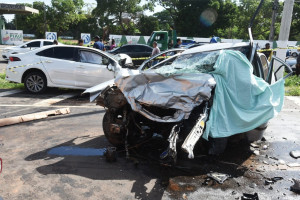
[2,39,63,60]
[5,45,133,93]
[108,44,153,67]
[137,48,185,71]
[84,41,293,162]
[184,43,207,49]
[285,58,296,72]
[288,45,300,57]
[181,39,196,47]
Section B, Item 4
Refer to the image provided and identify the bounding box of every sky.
[0,0,164,22]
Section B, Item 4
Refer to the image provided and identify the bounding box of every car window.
[80,51,103,65]
[53,47,74,60]
[44,41,54,46]
[36,48,54,57]
[260,54,269,80]
[155,34,165,41]
[36,47,74,60]
[118,46,131,52]
[27,41,41,48]
[131,46,144,52]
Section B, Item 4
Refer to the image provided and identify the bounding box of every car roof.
[24,39,55,43]
[27,44,118,59]
[120,44,153,48]
[182,42,250,55]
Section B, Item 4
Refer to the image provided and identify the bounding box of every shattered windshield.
[155,50,220,76]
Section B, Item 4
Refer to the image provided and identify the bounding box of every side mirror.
[107,64,113,71]
[22,45,27,48]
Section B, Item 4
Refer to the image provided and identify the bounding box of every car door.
[75,50,114,88]
[38,46,76,86]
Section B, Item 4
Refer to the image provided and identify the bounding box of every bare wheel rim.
[26,75,44,92]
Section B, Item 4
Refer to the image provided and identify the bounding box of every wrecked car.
[83,0,293,162]
[84,41,293,162]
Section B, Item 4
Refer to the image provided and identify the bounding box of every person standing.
[78,39,84,46]
[151,41,160,66]
[174,38,182,48]
[110,39,116,50]
[93,36,104,50]
[262,43,272,60]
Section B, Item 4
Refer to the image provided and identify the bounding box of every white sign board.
[81,33,91,45]
[1,30,23,45]
[45,32,57,40]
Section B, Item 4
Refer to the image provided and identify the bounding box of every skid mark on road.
[0,89,23,97]
[33,92,79,106]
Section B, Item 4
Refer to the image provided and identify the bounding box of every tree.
[138,15,159,35]
[153,10,174,30]
[14,2,50,38]
[48,0,85,35]
[290,2,300,41]
[93,0,143,35]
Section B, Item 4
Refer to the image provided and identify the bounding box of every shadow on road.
[25,135,253,199]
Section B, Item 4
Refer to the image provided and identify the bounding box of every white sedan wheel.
[24,72,47,93]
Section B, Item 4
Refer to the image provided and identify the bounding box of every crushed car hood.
[114,69,216,122]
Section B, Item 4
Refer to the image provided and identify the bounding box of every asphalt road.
[0,45,300,200]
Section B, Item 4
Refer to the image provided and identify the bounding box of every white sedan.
[5,45,132,93]
[2,39,62,60]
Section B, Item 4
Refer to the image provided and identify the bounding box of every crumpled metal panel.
[114,69,216,122]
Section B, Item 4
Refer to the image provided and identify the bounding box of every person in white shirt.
[151,41,160,66]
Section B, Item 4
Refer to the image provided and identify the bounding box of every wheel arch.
[21,68,47,84]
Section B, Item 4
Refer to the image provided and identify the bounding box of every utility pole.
[269,0,279,43]
[275,0,294,79]
[44,3,47,36]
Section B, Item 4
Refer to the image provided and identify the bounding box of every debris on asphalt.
[278,159,285,165]
[282,137,287,140]
[269,156,278,161]
[253,150,260,156]
[250,143,260,148]
[202,178,211,186]
[207,172,230,184]
[241,192,259,200]
[290,150,300,159]
[265,177,283,185]
[104,147,117,162]
[249,182,257,188]
[0,108,71,127]
[287,163,300,167]
[232,191,237,195]
[262,145,268,150]
[290,179,300,194]
[261,137,266,141]
[182,193,187,200]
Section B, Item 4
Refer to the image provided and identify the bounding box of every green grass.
[285,75,300,96]
[0,72,24,89]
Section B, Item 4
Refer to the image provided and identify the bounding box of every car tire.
[103,111,125,147]
[24,72,47,93]
[292,52,298,57]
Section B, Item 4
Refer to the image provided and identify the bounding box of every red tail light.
[9,57,21,61]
